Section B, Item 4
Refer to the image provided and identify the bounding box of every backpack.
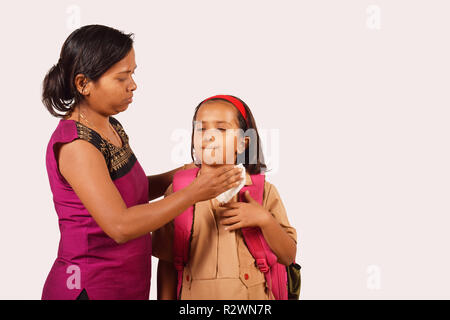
[172,167,301,300]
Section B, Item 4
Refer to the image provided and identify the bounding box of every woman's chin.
[112,104,129,114]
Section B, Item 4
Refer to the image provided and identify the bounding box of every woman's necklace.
[78,111,122,147]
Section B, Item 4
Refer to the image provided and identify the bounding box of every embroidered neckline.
[66,118,126,149]
[62,117,136,180]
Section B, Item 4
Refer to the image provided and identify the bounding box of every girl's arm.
[157,260,177,300]
[258,209,297,266]
[147,163,197,201]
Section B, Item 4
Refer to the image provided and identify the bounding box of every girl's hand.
[219,190,271,231]
[188,165,244,203]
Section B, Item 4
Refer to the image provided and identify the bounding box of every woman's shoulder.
[49,118,110,161]
[49,118,78,144]
[46,119,109,186]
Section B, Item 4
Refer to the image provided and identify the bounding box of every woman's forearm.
[113,164,241,244]
[147,166,183,201]
[116,185,197,243]
[260,214,297,266]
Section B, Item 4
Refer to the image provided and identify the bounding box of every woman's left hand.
[219,191,271,231]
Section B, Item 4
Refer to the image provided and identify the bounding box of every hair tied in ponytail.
[42,24,134,118]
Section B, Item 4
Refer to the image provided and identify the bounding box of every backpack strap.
[239,174,288,300]
[172,167,200,299]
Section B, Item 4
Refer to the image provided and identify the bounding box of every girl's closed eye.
[195,127,226,131]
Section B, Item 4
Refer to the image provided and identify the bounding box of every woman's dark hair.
[190,96,267,175]
[42,24,134,118]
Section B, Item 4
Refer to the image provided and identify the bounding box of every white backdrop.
[0,0,449,299]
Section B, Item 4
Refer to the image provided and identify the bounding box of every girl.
[41,26,243,300]
[153,95,297,300]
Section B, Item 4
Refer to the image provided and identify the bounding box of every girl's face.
[193,101,247,166]
[82,48,137,116]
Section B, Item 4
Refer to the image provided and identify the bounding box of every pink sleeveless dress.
[42,116,151,300]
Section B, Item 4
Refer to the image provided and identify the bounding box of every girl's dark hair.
[190,96,267,175]
[42,24,134,118]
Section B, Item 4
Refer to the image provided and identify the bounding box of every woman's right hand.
[188,165,244,203]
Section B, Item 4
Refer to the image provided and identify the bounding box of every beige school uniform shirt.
[152,172,297,300]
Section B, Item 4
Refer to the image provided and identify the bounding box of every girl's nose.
[203,131,215,142]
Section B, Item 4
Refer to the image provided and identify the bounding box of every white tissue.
[215,164,246,204]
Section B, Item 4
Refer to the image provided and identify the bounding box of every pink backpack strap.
[239,174,288,300]
[172,167,199,299]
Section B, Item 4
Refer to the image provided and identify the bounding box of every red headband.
[202,95,248,123]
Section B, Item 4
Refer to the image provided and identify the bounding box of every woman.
[41,24,243,300]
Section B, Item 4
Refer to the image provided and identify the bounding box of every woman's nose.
[129,78,137,91]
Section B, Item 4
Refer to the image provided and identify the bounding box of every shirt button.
[244,273,249,280]
[186,275,190,281]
